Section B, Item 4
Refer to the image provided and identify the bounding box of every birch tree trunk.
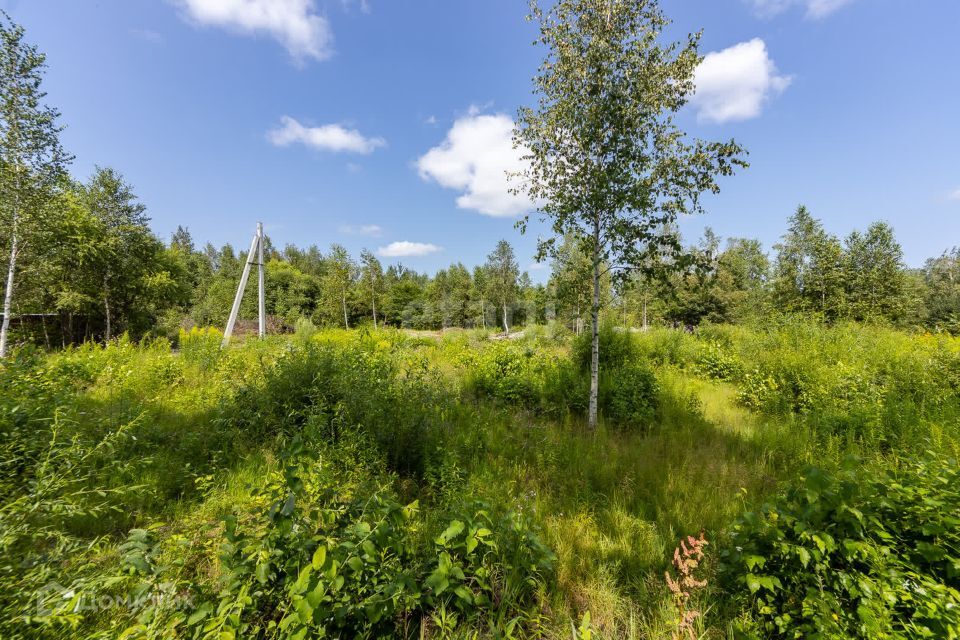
[0,218,19,358]
[588,224,601,430]
[371,294,377,330]
[103,275,112,342]
[502,301,509,333]
[342,291,349,329]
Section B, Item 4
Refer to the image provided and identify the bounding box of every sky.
[2,0,959,280]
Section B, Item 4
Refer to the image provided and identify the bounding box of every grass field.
[2,320,958,638]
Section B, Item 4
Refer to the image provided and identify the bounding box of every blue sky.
[3,0,959,279]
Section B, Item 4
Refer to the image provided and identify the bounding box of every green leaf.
[426,568,450,594]
[436,520,465,545]
[186,604,212,625]
[312,546,327,570]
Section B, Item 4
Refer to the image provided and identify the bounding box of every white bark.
[588,224,601,430]
[103,275,112,342]
[0,223,19,358]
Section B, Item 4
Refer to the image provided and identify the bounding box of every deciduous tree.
[515,0,746,427]
[484,240,520,332]
[0,13,71,356]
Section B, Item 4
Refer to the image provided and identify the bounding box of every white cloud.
[267,116,385,153]
[377,241,442,258]
[175,0,333,62]
[425,115,438,125]
[692,39,791,124]
[416,111,532,217]
[948,188,960,201]
[747,0,853,19]
[339,224,383,236]
[527,261,548,271]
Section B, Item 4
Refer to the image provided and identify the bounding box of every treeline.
[7,176,960,347]
[626,205,957,330]
[5,12,960,350]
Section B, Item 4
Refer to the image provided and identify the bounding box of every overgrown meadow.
[2,320,959,639]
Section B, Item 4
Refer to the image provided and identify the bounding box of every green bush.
[468,343,541,405]
[721,453,960,638]
[572,321,639,371]
[146,448,554,639]
[633,327,698,366]
[695,342,743,380]
[600,362,659,427]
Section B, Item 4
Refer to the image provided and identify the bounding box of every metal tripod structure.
[222,222,266,347]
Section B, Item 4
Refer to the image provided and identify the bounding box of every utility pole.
[257,222,265,339]
[222,222,266,347]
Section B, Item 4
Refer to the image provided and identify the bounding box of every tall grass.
[0,320,957,637]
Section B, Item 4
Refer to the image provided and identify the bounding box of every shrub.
[694,342,742,381]
[293,317,318,343]
[633,327,698,366]
[466,343,543,406]
[721,453,960,638]
[178,326,222,369]
[600,361,659,427]
[153,451,554,639]
[572,321,638,371]
[736,368,779,411]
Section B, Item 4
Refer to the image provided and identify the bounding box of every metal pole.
[257,222,265,339]
[222,227,260,348]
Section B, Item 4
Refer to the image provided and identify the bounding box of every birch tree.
[515,0,746,428]
[484,240,519,333]
[0,13,71,356]
[83,167,149,341]
[325,244,356,329]
[359,249,383,329]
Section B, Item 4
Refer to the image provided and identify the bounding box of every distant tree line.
[4,11,960,352]
[620,205,952,331]
[6,186,960,347]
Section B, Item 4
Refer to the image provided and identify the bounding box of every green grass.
[1,321,958,638]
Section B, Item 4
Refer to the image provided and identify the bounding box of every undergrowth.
[1,321,958,638]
